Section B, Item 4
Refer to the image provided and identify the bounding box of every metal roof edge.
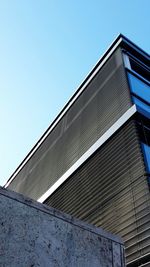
[119,33,149,59]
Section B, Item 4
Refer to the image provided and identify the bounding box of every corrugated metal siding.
[45,120,150,266]
[8,48,132,200]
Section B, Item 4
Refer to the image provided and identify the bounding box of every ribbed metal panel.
[140,262,150,267]
[45,120,150,266]
[8,48,132,200]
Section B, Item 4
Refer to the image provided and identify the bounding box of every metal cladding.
[45,119,150,265]
[6,35,150,266]
[7,47,132,199]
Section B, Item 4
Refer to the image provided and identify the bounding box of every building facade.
[5,35,150,266]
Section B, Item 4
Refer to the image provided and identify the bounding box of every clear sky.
[0,0,149,186]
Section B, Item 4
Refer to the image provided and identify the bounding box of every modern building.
[5,34,150,266]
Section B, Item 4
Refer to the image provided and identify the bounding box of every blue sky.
[0,0,149,185]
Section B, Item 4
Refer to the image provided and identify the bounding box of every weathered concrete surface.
[0,187,125,267]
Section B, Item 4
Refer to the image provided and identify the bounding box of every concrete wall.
[0,187,125,267]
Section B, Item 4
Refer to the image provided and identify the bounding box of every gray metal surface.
[7,48,132,200]
[38,105,136,203]
[6,33,149,190]
[45,120,150,266]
